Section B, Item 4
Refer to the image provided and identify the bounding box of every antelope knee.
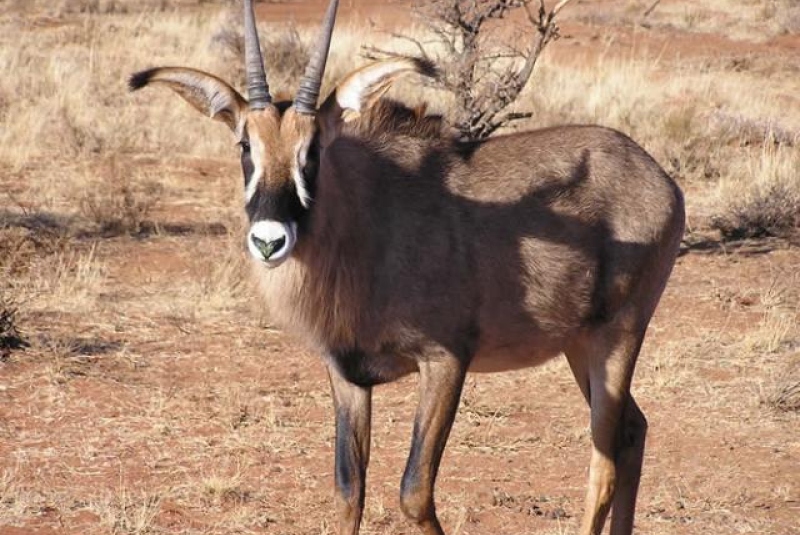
[620,406,648,450]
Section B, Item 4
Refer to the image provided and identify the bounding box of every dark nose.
[250,234,286,260]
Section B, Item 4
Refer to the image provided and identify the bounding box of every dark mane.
[343,98,448,141]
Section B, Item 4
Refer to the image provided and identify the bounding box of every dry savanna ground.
[1,0,799,534]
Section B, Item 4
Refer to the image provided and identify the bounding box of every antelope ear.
[334,57,437,122]
[129,67,248,133]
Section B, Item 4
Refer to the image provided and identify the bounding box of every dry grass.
[710,145,800,239]
[3,0,797,220]
[75,159,164,237]
[612,0,800,40]
[211,7,311,92]
[94,486,162,535]
[28,245,107,313]
[1,2,800,535]
[765,376,800,412]
[0,291,28,360]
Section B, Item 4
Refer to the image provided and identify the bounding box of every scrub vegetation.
[0,1,798,534]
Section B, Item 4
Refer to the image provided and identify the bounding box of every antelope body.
[130,1,685,534]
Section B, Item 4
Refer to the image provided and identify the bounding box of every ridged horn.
[244,0,271,109]
[294,0,339,116]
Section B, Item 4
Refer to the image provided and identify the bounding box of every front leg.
[400,352,468,535]
[328,365,372,535]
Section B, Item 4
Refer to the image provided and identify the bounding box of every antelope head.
[130,0,432,267]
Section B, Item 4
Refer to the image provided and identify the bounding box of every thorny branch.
[365,0,574,141]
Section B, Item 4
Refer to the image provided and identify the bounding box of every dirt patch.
[2,187,799,535]
[1,2,799,535]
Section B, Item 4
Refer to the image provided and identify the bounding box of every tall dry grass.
[0,11,234,171]
[573,0,800,40]
[2,4,798,219]
[710,145,800,238]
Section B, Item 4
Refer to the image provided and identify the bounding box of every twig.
[642,0,662,18]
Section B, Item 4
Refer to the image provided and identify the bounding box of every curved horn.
[244,0,271,109]
[295,0,339,116]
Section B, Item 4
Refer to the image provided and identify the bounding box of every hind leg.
[610,396,647,535]
[566,327,646,535]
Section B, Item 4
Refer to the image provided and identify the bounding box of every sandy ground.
[1,1,798,534]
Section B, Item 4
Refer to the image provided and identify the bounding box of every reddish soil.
[1,2,798,535]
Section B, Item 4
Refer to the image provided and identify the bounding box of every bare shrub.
[768,380,800,412]
[0,290,28,360]
[711,184,800,240]
[369,0,573,141]
[0,225,39,279]
[710,144,800,240]
[75,159,163,236]
[0,209,72,278]
[764,364,800,413]
[708,110,799,148]
[262,24,311,88]
[78,184,162,236]
[211,9,310,91]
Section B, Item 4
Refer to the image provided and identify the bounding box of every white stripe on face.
[292,139,312,208]
[244,137,264,204]
[244,167,261,204]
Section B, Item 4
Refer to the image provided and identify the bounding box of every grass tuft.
[710,145,800,240]
[75,159,164,237]
[764,366,800,412]
[710,184,800,239]
[0,291,28,360]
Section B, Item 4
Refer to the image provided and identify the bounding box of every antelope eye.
[238,140,251,153]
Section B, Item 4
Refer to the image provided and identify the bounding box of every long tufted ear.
[333,57,437,122]
[129,67,248,134]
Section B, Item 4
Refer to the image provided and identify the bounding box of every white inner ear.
[335,60,412,115]
[147,68,246,133]
[293,139,313,208]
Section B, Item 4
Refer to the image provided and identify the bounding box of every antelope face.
[240,107,316,266]
[129,0,337,267]
[130,0,433,267]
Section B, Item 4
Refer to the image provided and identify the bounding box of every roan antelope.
[130,0,685,533]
